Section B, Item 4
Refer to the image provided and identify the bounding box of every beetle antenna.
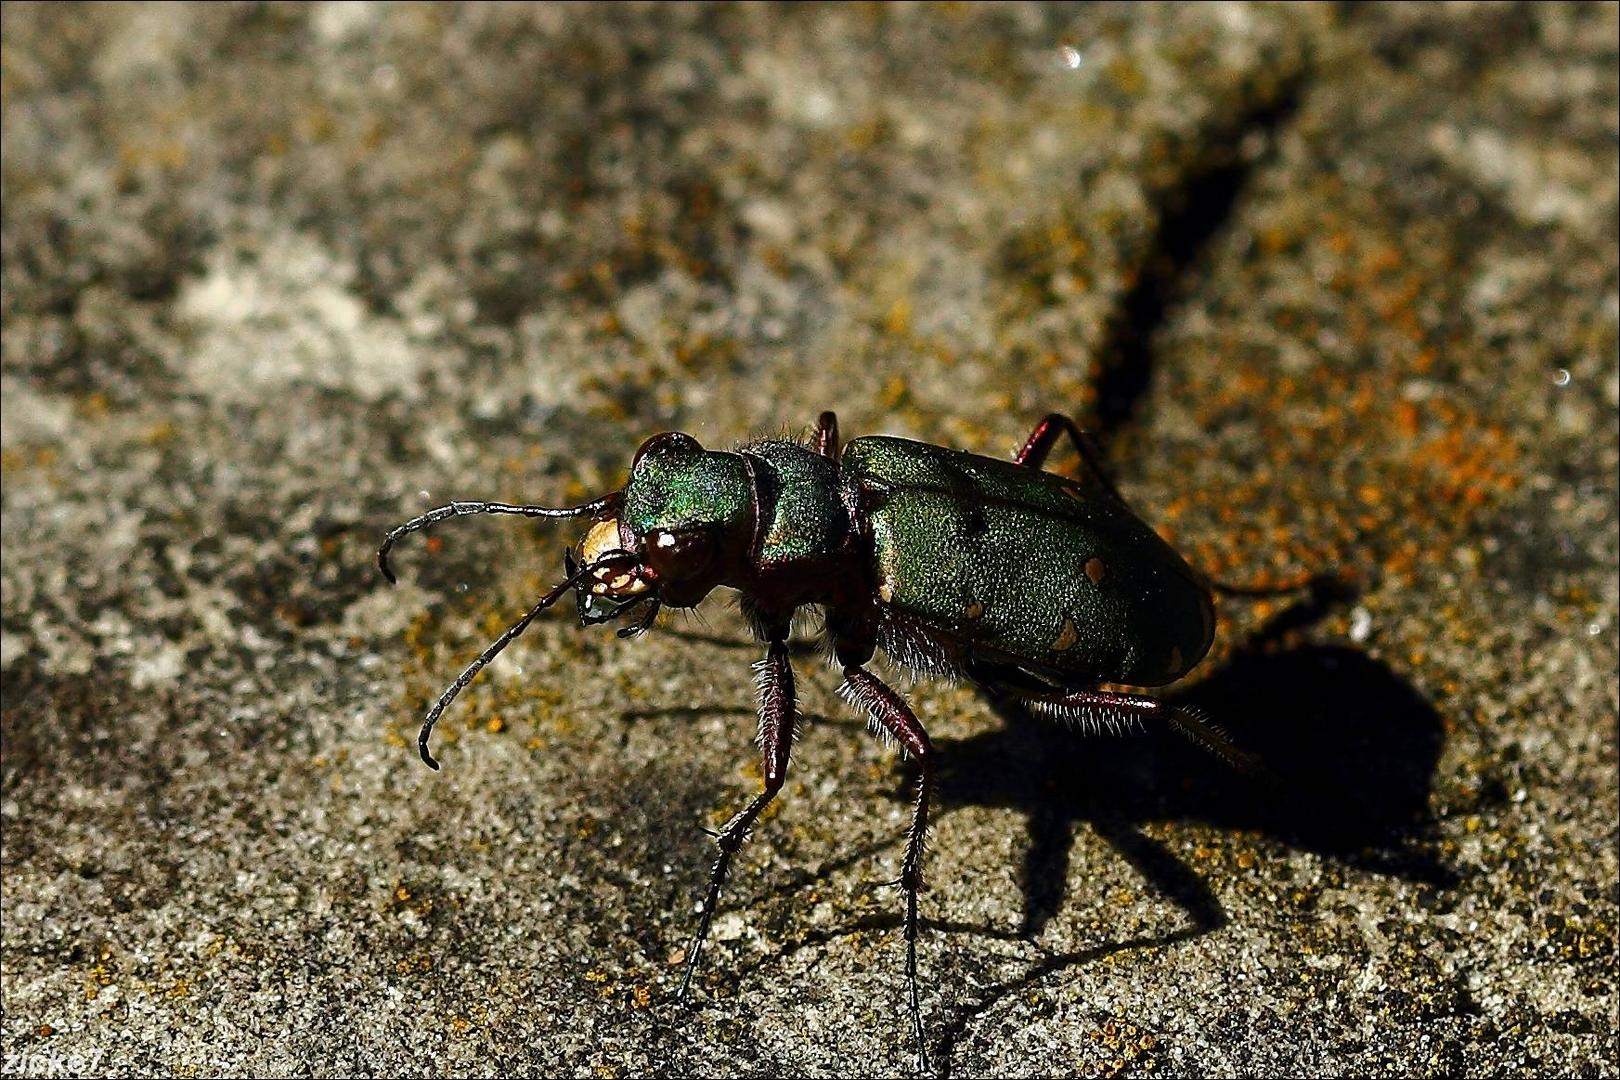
[378,493,622,584]
[415,549,638,770]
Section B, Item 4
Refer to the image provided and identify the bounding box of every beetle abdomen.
[842,436,1214,688]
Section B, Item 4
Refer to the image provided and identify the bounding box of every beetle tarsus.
[679,638,798,1000]
[1165,704,1282,788]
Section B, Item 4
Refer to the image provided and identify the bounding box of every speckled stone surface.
[2,4,1615,1077]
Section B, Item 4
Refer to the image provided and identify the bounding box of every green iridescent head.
[621,433,753,537]
[572,432,758,619]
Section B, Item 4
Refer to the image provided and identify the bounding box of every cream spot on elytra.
[1052,617,1079,652]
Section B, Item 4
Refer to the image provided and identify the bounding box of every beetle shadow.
[918,595,1460,1068]
[651,624,825,660]
[941,642,1454,937]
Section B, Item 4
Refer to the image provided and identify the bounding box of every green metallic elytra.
[840,436,1215,688]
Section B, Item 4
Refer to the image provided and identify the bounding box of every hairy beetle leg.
[840,665,936,1077]
[1024,688,1277,785]
[679,639,798,1000]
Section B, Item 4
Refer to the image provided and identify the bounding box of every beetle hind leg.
[840,664,936,1076]
[679,638,798,1000]
[1012,413,1126,502]
[1024,687,1273,781]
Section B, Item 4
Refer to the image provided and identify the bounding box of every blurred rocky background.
[2,3,1615,1076]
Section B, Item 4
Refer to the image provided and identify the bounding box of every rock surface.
[3,4,1615,1076]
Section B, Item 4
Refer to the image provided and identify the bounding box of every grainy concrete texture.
[2,4,1615,1077]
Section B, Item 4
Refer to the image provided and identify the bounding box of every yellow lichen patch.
[886,296,913,336]
[1084,1018,1159,1078]
[76,391,111,418]
[0,445,59,472]
[141,419,179,445]
[85,960,114,1001]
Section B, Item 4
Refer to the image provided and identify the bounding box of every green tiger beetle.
[378,411,1285,1074]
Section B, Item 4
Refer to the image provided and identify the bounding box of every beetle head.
[569,431,757,627]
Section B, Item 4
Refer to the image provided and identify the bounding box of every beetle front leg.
[679,638,798,999]
[840,664,936,1076]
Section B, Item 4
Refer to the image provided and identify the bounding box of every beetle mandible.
[378,411,1262,1073]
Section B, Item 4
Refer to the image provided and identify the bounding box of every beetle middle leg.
[839,663,936,1075]
[679,637,799,998]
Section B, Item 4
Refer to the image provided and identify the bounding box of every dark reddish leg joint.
[815,410,841,463]
[1014,413,1126,503]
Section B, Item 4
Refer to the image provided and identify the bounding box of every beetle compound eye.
[631,431,702,468]
[644,528,714,581]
